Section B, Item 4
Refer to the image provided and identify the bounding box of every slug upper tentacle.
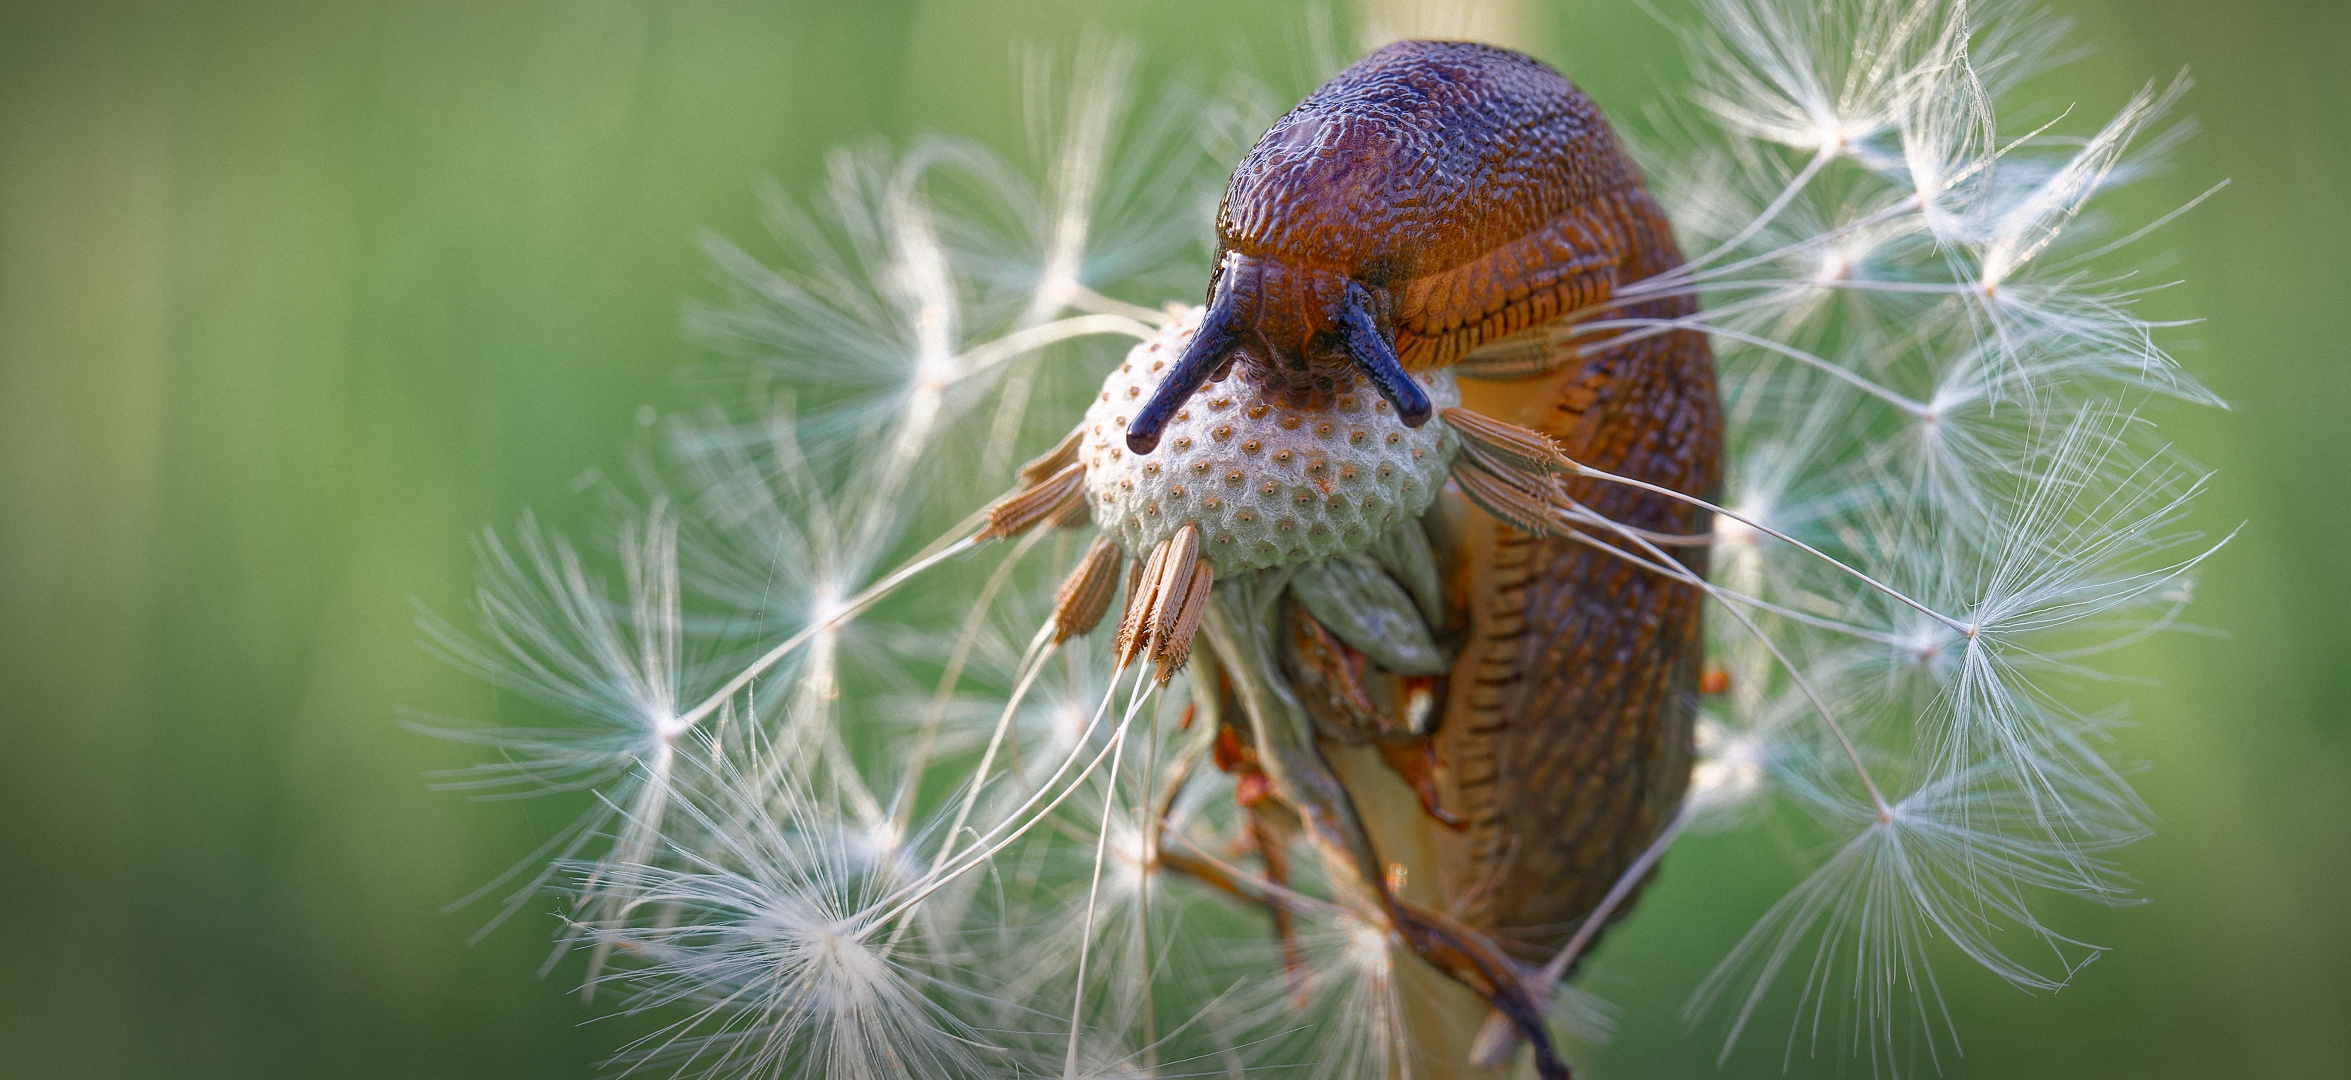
[1127,257,1245,454]
[1337,280,1432,429]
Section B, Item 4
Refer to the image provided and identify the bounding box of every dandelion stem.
[1683,144,1840,271]
[1067,283,1177,325]
[2041,179,2229,274]
[1138,681,1164,1070]
[672,534,983,734]
[1549,801,1694,983]
[1619,192,1925,298]
[955,313,1158,376]
[1569,464,1972,636]
[890,525,1052,831]
[1476,798,1700,1066]
[1545,504,1911,645]
[1576,317,1930,416]
[1064,676,1145,1079]
[932,623,1060,872]
[863,661,1152,932]
[877,621,1063,961]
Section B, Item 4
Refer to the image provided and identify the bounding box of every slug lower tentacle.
[1338,281,1433,428]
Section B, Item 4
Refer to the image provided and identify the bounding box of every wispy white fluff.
[578,769,988,1080]
[416,503,702,940]
[417,4,2226,1077]
[1687,762,2129,1074]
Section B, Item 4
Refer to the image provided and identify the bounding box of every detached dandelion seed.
[417,2,2227,1077]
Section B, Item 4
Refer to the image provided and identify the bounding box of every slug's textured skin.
[1191,42,1721,967]
[1439,312,1716,960]
[1208,41,1648,381]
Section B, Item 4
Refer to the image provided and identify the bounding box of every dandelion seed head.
[911,339,961,392]
[1713,506,1764,548]
[845,820,910,875]
[1891,623,1957,672]
[806,582,849,628]
[420,4,2225,1074]
[553,760,1011,1077]
[1692,718,1771,814]
[1080,308,1459,574]
[1810,243,1859,286]
[1340,912,1393,972]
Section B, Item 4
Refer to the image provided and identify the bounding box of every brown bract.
[1114,523,1214,685]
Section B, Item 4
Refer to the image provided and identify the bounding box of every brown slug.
[1102,39,1720,1080]
[1127,40,1671,455]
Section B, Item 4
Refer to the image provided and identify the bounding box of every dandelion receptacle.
[421,2,2226,1077]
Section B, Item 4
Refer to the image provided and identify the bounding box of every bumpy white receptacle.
[1080,307,1459,576]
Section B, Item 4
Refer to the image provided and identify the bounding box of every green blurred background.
[0,0,2341,1076]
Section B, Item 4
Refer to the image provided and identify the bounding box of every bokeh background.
[0,0,2341,1076]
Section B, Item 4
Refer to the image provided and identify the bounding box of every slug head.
[1126,252,1431,455]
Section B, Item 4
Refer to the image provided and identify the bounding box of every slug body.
[1126,40,1660,454]
[1122,41,1720,1077]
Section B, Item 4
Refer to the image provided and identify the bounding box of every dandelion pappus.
[425,6,2224,1076]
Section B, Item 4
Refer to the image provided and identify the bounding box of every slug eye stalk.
[1337,281,1433,429]
[1128,265,1242,454]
